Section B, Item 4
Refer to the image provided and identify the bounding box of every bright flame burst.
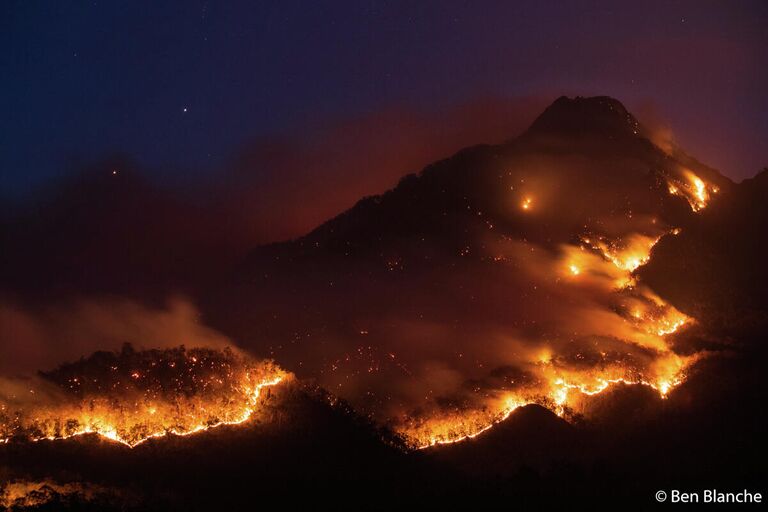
[583,233,662,273]
[667,170,717,212]
[0,347,287,448]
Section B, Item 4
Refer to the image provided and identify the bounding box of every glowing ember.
[0,346,288,448]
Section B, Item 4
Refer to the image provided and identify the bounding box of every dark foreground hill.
[2,348,765,511]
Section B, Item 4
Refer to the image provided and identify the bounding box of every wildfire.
[630,302,690,336]
[0,172,712,455]
[404,395,530,448]
[0,481,114,509]
[667,170,717,212]
[583,233,662,274]
[406,354,692,449]
[404,217,697,449]
[0,346,288,448]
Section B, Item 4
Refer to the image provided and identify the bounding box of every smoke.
[0,95,546,357]
[0,95,547,383]
[0,297,231,377]
[0,96,548,302]
[221,96,551,243]
[632,100,677,155]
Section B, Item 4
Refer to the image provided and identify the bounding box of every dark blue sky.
[2,0,766,197]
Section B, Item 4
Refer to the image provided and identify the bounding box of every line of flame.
[3,376,284,449]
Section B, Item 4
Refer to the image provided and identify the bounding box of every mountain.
[201,95,734,424]
[194,96,766,508]
[233,96,729,265]
[213,95,732,312]
[526,95,642,137]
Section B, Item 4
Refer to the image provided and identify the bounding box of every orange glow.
[0,481,109,509]
[521,197,533,211]
[584,233,662,273]
[0,350,287,448]
[406,352,694,449]
[667,170,716,212]
[402,223,696,449]
[404,395,530,448]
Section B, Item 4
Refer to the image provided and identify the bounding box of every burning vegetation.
[0,345,287,447]
[391,166,720,448]
[667,169,719,212]
[0,480,124,510]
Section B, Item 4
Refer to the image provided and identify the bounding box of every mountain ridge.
[235,95,728,268]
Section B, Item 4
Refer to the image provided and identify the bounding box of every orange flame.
[1,350,287,448]
[401,218,697,449]
[667,170,717,212]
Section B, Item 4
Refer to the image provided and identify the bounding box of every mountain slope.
[185,98,746,460]
[641,168,768,336]
[233,96,729,268]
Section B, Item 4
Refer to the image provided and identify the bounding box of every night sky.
[2,0,766,198]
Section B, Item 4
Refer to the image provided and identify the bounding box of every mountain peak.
[525,95,642,138]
